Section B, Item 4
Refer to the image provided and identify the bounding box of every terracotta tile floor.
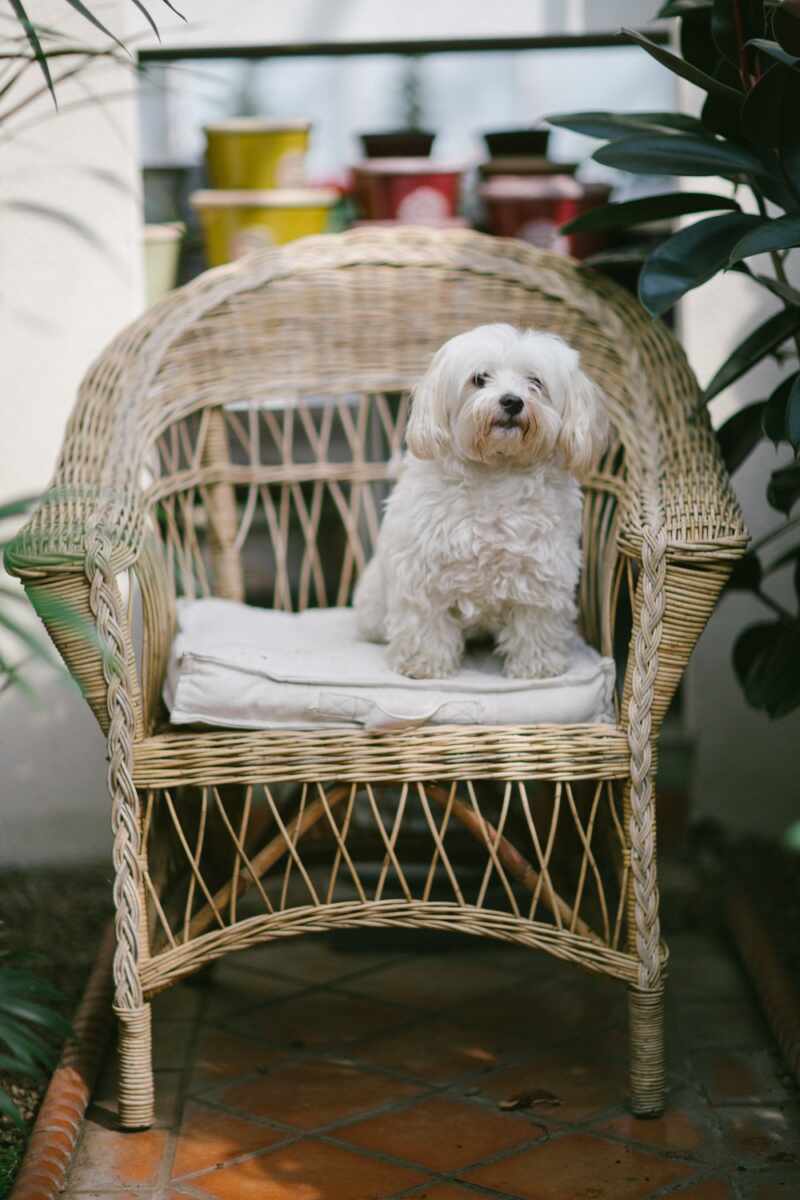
[61,925,800,1199]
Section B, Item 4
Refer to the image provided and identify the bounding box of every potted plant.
[359,55,435,158]
[547,0,800,719]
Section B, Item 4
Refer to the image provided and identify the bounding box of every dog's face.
[406,323,609,477]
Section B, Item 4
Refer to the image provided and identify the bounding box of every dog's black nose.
[499,394,524,416]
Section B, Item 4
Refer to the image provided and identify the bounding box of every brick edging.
[726,886,800,1087]
[10,923,115,1200]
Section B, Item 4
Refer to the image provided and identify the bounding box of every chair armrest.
[616,402,748,568]
[4,321,158,737]
[4,483,148,579]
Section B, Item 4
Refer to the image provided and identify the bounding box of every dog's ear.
[406,348,451,460]
[556,362,609,481]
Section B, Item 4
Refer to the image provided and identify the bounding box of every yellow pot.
[205,118,311,190]
[191,189,338,266]
[142,222,184,306]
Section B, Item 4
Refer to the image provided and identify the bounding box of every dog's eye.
[472,372,489,388]
[528,375,543,390]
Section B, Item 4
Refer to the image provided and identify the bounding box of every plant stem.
[733,0,753,90]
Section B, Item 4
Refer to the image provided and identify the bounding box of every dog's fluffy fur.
[354,323,609,680]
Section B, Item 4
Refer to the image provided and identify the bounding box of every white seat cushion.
[164,599,616,732]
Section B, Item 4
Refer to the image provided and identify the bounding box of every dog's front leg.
[386,601,464,679]
[498,602,574,680]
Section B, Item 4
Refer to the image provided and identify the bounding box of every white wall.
[0,1,143,865]
[0,0,144,506]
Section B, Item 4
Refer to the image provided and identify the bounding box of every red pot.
[480,176,611,260]
[353,158,464,223]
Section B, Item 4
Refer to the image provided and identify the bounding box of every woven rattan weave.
[6,228,748,1127]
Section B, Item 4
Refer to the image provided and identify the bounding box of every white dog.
[354,323,608,680]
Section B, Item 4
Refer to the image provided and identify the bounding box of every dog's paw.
[503,649,567,680]
[387,640,461,679]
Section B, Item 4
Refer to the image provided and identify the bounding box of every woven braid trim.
[627,519,666,990]
[86,513,143,1013]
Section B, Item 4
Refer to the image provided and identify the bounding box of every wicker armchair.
[6,229,748,1128]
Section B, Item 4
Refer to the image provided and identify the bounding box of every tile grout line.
[153,977,227,1197]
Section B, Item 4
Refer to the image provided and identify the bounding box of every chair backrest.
[134,228,698,659]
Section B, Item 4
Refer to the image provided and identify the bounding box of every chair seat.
[133,719,629,788]
[164,598,616,733]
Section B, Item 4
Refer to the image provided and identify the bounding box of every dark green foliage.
[546,0,800,716]
[637,211,761,313]
[0,952,69,1128]
[717,400,767,471]
[9,0,185,103]
[561,191,741,235]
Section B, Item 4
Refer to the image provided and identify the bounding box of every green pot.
[143,222,184,306]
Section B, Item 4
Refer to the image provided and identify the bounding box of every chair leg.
[115,1002,154,1129]
[628,984,665,1118]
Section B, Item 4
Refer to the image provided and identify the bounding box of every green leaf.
[129,0,160,39]
[742,62,800,196]
[0,999,70,1036]
[638,212,762,316]
[716,400,767,472]
[561,191,740,235]
[0,1088,25,1129]
[774,5,800,55]
[658,0,712,14]
[8,0,54,105]
[0,608,59,667]
[0,968,63,1000]
[767,462,800,513]
[705,306,800,399]
[0,1053,41,1074]
[750,271,800,306]
[729,215,800,263]
[730,214,800,263]
[742,63,800,169]
[701,86,744,142]
[0,1023,55,1072]
[762,374,800,449]
[727,551,762,590]
[735,618,800,716]
[545,110,703,139]
[0,495,37,521]
[592,132,766,178]
[748,37,800,68]
[712,0,765,69]
[789,386,800,449]
[26,591,100,654]
[580,245,649,269]
[734,621,778,684]
[622,27,744,101]
[61,0,127,52]
[742,64,784,145]
[681,7,719,77]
